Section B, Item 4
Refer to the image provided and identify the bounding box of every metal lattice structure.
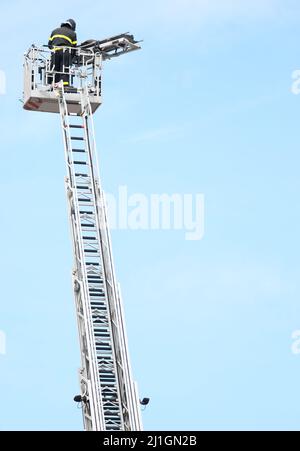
[23,34,142,431]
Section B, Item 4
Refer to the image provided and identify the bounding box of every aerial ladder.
[23,34,143,431]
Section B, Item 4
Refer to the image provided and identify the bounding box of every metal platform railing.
[24,46,102,95]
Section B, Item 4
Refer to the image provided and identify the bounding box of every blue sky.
[1,0,300,431]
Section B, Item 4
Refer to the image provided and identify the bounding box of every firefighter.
[48,19,77,86]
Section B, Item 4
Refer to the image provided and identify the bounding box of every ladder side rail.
[62,105,103,431]
[58,89,105,430]
[79,92,125,430]
[133,382,143,431]
[83,92,142,430]
[67,191,96,431]
[82,98,130,428]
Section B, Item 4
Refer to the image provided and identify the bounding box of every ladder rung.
[74,161,87,165]
[75,173,89,177]
[72,149,86,153]
[70,125,84,129]
[71,137,84,141]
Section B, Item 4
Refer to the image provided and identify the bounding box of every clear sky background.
[1,0,300,431]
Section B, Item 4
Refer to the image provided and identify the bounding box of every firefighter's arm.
[48,33,53,49]
[73,31,78,47]
[71,32,77,59]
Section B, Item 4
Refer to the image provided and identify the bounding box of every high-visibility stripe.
[53,47,74,52]
[49,34,77,45]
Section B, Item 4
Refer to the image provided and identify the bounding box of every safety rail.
[24,45,102,96]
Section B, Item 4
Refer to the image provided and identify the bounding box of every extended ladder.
[57,85,142,431]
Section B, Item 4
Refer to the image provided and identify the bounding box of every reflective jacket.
[48,26,77,49]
